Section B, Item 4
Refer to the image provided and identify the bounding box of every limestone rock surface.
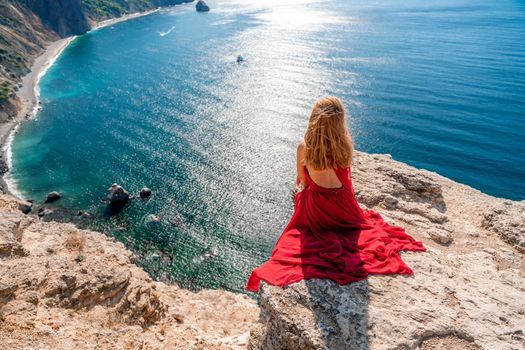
[0,195,258,350]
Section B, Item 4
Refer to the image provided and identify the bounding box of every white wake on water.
[159,26,176,37]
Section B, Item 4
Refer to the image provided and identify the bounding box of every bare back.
[297,143,343,189]
[306,167,343,189]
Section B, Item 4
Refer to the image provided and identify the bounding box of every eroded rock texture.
[249,152,525,350]
[0,195,258,350]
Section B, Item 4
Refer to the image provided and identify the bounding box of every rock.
[196,0,210,12]
[0,194,258,349]
[251,248,525,349]
[77,210,92,219]
[45,191,61,203]
[6,197,33,214]
[427,227,453,245]
[107,184,130,207]
[139,187,152,198]
[37,207,53,217]
[482,201,525,252]
[18,201,32,214]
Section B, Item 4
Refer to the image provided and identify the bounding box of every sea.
[7,0,525,292]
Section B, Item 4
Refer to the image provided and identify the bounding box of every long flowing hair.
[303,96,354,170]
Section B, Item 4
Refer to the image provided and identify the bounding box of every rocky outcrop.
[482,200,525,253]
[196,0,210,12]
[45,191,61,203]
[140,187,153,198]
[0,1,58,120]
[0,194,258,349]
[19,0,90,36]
[249,152,525,350]
[107,183,130,206]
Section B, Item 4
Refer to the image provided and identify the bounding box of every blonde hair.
[303,96,354,170]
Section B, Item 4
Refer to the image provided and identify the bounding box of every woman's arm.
[296,143,307,187]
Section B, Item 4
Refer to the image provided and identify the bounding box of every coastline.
[0,9,162,199]
[91,8,160,31]
[0,37,75,198]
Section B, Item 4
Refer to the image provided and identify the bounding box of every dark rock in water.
[18,200,33,214]
[107,184,130,206]
[139,187,152,198]
[196,0,210,12]
[45,191,61,203]
[77,210,92,219]
[106,184,130,216]
[37,207,53,217]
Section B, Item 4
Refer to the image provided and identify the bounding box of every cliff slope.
[0,194,258,349]
[249,152,525,350]
[0,0,58,122]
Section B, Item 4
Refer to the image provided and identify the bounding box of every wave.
[159,26,176,37]
[2,124,24,199]
[3,36,76,199]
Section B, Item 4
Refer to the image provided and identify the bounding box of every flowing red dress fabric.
[246,166,426,292]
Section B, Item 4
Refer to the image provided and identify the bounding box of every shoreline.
[0,8,162,199]
[0,37,75,198]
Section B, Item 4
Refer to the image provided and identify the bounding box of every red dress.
[246,165,426,292]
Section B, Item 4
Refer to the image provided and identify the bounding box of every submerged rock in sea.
[107,184,130,207]
[77,210,92,219]
[45,191,61,203]
[37,207,53,218]
[196,0,210,12]
[140,187,152,198]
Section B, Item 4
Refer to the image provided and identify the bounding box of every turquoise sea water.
[10,0,525,292]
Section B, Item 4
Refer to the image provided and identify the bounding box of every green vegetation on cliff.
[82,0,193,21]
[0,82,10,100]
[82,0,154,19]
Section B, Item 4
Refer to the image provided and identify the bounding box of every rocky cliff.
[0,0,58,122]
[19,0,91,36]
[249,152,525,350]
[0,194,258,349]
[1,151,524,349]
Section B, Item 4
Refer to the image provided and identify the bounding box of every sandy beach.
[0,8,162,196]
[91,8,160,31]
[0,37,75,195]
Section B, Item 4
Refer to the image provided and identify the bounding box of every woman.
[246,96,425,292]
